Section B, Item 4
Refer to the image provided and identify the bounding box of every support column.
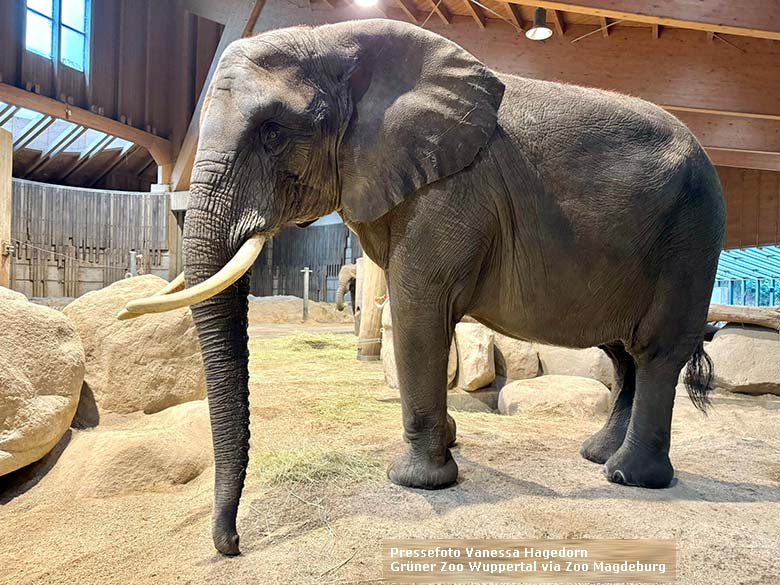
[0,128,11,289]
[357,255,386,361]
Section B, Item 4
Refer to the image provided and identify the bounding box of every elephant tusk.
[116,234,265,320]
[115,272,186,320]
[156,272,186,296]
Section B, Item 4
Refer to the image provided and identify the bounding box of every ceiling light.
[354,0,378,6]
[526,7,553,41]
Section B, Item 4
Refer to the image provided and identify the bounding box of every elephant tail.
[683,340,714,413]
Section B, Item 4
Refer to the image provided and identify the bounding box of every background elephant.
[336,264,361,335]
[121,19,725,555]
[335,263,356,313]
[335,263,360,334]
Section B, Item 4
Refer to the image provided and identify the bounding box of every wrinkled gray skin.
[183,19,725,555]
[335,263,356,313]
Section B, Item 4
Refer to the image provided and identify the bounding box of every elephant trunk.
[191,286,250,556]
[183,186,254,556]
[335,264,356,312]
[335,281,348,311]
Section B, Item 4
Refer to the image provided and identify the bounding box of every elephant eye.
[262,122,287,154]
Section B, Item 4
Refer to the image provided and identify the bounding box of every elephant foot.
[580,426,625,464]
[603,443,674,489]
[387,447,458,490]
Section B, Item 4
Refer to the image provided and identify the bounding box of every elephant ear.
[330,20,505,224]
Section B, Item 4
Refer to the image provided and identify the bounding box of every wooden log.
[357,255,386,361]
[708,303,780,330]
[0,128,10,288]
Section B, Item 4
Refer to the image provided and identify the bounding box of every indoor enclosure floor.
[1,325,779,585]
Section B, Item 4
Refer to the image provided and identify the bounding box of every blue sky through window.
[61,0,86,31]
[27,0,53,16]
[25,8,53,58]
[25,0,88,71]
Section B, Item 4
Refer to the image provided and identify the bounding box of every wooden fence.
[250,223,361,302]
[9,179,169,298]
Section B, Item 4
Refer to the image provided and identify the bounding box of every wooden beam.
[550,9,565,35]
[428,0,452,25]
[58,134,115,182]
[396,0,422,24]
[463,0,486,29]
[242,0,266,37]
[651,23,659,39]
[599,16,609,37]
[180,0,236,24]
[0,83,172,165]
[707,31,715,43]
[662,105,780,123]
[505,1,780,41]
[171,0,266,192]
[505,3,524,30]
[0,129,10,288]
[23,125,88,178]
[13,116,55,152]
[706,148,780,173]
[89,145,142,188]
[0,106,18,127]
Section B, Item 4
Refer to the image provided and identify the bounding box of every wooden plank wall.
[0,0,223,161]
[251,224,360,302]
[719,167,780,249]
[10,179,168,297]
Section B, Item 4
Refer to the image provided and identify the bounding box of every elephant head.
[118,19,504,555]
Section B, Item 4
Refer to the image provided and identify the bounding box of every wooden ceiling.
[304,0,780,176]
[328,0,780,41]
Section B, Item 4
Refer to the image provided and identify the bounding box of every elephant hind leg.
[580,342,636,464]
[603,355,679,488]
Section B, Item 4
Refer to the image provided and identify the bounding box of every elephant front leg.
[387,303,458,490]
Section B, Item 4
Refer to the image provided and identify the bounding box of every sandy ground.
[1,325,779,585]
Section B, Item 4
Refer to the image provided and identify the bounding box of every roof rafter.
[509,1,780,41]
[463,0,487,29]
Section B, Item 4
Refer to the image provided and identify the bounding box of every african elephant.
[335,262,360,334]
[119,19,725,555]
[335,263,357,313]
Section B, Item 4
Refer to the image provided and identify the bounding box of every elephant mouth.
[116,234,266,321]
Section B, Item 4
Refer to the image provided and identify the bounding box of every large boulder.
[493,333,539,381]
[498,375,610,417]
[53,400,212,497]
[707,324,780,395]
[448,387,499,412]
[534,344,615,389]
[455,322,495,391]
[63,275,206,415]
[0,287,85,476]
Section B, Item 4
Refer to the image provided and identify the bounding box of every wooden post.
[301,266,311,321]
[0,128,11,289]
[357,255,386,361]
